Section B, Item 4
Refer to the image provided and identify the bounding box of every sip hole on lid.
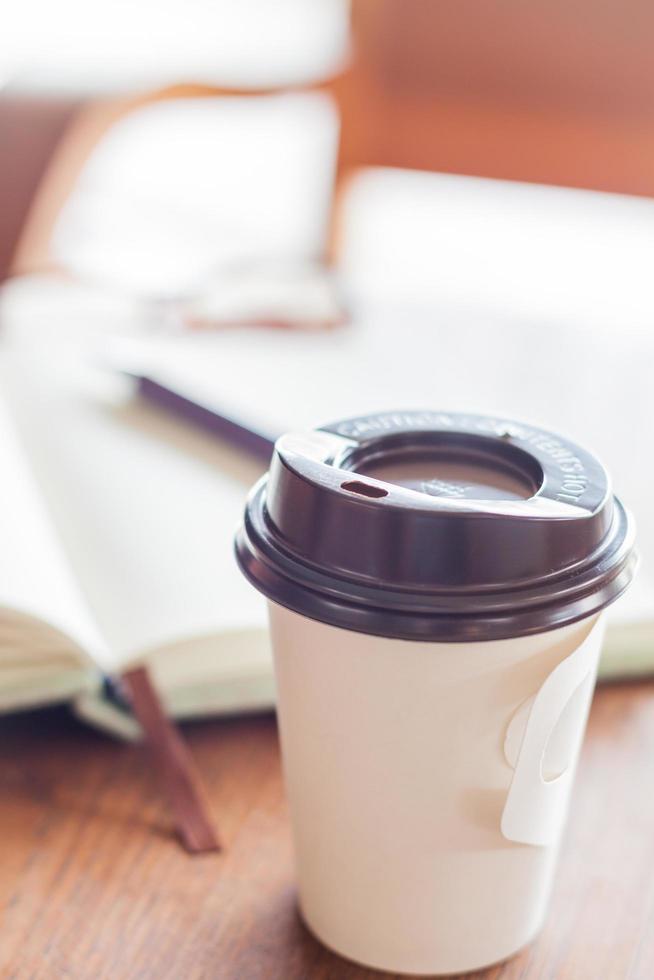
[340,480,389,499]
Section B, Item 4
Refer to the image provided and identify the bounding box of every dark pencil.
[133,374,278,463]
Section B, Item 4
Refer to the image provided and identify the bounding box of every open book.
[0,320,650,750]
[0,355,272,740]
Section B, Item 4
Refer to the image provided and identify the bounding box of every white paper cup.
[236,412,636,975]
[269,603,605,975]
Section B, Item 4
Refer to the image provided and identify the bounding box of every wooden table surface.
[2,680,654,980]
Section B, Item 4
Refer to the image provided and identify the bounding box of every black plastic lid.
[235,411,637,641]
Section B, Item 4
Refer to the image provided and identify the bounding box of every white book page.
[0,383,108,671]
[2,355,268,671]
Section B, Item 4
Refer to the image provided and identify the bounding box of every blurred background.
[0,0,653,645]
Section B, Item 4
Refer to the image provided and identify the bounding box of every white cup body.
[268,601,605,975]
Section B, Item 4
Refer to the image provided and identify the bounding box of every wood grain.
[1,681,653,979]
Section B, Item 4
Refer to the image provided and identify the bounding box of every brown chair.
[0,95,80,283]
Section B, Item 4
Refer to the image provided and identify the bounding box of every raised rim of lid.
[235,411,637,641]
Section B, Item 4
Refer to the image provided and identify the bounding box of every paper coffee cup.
[236,411,636,975]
